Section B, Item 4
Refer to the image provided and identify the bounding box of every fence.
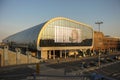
[0,46,40,67]
[0,73,115,80]
[0,74,94,80]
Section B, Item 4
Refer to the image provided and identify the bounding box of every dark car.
[106,58,114,62]
[83,63,90,68]
[89,61,98,66]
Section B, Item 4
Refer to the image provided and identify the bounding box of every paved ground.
[0,64,36,80]
[0,61,120,80]
[90,62,120,80]
[0,52,120,80]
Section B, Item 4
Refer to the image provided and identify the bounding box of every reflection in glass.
[40,19,93,47]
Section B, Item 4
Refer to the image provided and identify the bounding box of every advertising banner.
[55,26,82,43]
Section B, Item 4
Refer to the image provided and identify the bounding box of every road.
[0,52,120,80]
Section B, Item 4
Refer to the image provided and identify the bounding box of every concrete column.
[65,50,66,59]
[91,49,93,56]
[41,50,47,60]
[53,50,55,60]
[36,51,39,58]
[74,51,77,59]
[90,50,93,56]
[60,50,62,58]
[3,46,9,66]
[16,48,21,64]
[93,49,96,55]
[48,50,51,59]
[82,49,86,57]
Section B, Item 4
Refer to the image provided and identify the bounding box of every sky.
[0,0,120,42]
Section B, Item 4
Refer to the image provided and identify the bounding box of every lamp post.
[95,21,103,32]
[95,21,103,67]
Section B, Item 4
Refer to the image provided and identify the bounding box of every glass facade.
[40,19,93,47]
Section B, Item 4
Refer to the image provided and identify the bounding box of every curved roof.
[3,22,46,49]
[37,17,93,50]
[3,17,93,50]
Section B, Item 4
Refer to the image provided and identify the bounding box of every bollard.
[36,63,40,74]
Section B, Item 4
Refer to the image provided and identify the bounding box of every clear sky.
[0,0,120,42]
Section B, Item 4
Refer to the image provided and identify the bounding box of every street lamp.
[95,21,103,67]
[95,21,103,32]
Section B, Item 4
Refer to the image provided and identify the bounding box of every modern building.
[3,17,94,59]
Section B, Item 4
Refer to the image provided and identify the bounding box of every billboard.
[55,26,82,43]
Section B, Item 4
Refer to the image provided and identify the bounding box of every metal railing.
[0,74,94,80]
[0,73,115,80]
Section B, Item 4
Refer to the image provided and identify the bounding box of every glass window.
[40,19,93,47]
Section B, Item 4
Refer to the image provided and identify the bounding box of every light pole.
[95,21,103,32]
[95,21,103,67]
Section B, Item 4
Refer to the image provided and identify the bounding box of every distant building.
[93,31,120,51]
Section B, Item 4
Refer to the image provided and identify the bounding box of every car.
[89,61,98,66]
[106,58,114,62]
[100,59,108,64]
[83,63,90,68]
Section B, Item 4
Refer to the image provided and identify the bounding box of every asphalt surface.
[89,62,120,80]
[0,65,36,80]
[0,52,120,80]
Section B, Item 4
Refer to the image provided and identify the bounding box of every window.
[40,19,93,47]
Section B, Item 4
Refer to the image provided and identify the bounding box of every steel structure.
[3,17,94,59]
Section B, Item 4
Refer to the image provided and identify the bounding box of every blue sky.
[0,0,120,42]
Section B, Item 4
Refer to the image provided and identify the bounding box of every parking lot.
[47,54,120,70]
[0,53,120,80]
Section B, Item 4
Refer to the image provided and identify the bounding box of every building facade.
[3,17,94,59]
[93,31,120,52]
